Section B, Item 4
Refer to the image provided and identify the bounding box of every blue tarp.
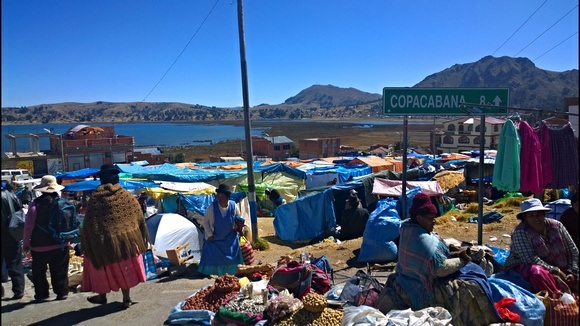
[274,188,336,242]
[62,179,160,192]
[56,168,99,179]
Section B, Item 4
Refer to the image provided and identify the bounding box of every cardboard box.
[166,243,192,266]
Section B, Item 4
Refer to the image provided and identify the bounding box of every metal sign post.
[383,87,509,243]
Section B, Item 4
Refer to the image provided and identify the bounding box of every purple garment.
[535,125,553,187]
[547,123,579,188]
[518,121,543,193]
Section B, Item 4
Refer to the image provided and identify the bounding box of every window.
[467,125,473,132]
[458,136,470,144]
[447,124,456,132]
[474,136,484,144]
[475,124,487,132]
[283,144,291,150]
[494,125,499,132]
[443,135,454,144]
[458,125,464,133]
[274,145,280,151]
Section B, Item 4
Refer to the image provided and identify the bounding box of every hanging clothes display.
[518,121,543,193]
[493,119,521,192]
[545,122,578,189]
[535,124,553,188]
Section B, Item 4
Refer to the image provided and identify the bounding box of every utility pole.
[237,0,258,239]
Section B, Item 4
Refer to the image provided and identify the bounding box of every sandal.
[87,295,107,305]
[122,299,133,309]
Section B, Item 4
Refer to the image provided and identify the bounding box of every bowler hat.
[216,184,232,196]
[97,164,120,178]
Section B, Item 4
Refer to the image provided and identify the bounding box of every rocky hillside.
[415,56,578,110]
[1,56,577,124]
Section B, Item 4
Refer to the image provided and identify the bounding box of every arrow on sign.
[493,96,502,106]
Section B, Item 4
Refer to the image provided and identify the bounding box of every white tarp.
[146,213,204,262]
[372,179,444,197]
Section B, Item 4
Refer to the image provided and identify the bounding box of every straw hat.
[33,175,64,193]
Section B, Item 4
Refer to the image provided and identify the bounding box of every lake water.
[1,122,268,152]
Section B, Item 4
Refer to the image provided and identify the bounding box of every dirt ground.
[252,197,522,275]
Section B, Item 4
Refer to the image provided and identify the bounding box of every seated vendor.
[377,193,501,325]
[504,198,579,294]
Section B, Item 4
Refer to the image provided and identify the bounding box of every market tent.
[347,156,395,173]
[145,213,204,262]
[57,168,99,179]
[372,178,444,197]
[62,179,160,192]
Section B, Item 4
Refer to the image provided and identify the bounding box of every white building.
[434,117,506,154]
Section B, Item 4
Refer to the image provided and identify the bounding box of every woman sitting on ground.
[504,198,579,294]
[377,193,501,325]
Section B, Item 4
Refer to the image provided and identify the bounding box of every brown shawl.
[80,183,149,269]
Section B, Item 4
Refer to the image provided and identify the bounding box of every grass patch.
[251,237,270,251]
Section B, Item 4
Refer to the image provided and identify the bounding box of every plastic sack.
[396,186,422,219]
[488,246,509,266]
[341,305,389,326]
[488,278,545,326]
[358,198,401,263]
[385,307,452,326]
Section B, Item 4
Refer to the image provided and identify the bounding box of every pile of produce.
[263,291,303,324]
[181,275,240,312]
[277,307,344,326]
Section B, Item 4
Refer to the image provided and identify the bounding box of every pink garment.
[518,121,543,193]
[535,125,553,187]
[82,253,146,294]
[515,264,560,294]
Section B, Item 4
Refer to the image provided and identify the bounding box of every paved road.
[1,265,213,326]
[1,263,388,325]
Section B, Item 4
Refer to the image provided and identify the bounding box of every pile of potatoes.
[277,307,344,326]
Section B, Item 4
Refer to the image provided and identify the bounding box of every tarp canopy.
[145,213,204,262]
[372,179,444,197]
[62,179,160,192]
[56,168,99,179]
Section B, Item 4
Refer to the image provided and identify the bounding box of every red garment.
[518,121,543,193]
[494,297,521,322]
[535,125,553,187]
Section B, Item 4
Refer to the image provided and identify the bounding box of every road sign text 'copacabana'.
[383,87,509,115]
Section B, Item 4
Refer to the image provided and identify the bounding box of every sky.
[2,0,578,108]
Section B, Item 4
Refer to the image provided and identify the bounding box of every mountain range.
[1,55,577,124]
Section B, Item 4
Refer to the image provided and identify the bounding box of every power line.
[514,5,578,56]
[533,31,579,61]
[142,0,221,102]
[492,0,547,56]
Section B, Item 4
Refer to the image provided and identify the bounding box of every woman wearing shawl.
[198,184,243,276]
[81,164,150,308]
[378,193,501,325]
[504,198,578,294]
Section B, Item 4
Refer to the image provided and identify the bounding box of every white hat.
[33,175,64,193]
[350,189,358,196]
[517,198,551,219]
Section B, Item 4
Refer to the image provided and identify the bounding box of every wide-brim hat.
[33,175,64,193]
[97,163,120,178]
[517,198,551,219]
[216,184,232,196]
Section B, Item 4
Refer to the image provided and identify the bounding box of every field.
[161,119,440,162]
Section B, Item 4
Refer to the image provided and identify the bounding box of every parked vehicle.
[1,169,33,183]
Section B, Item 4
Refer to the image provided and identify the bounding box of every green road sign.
[383,87,509,115]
